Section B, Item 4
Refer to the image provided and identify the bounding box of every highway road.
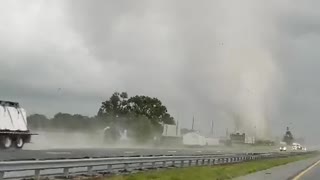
[234,155,320,180]
[293,159,320,180]
[0,146,278,161]
[0,131,275,161]
[0,130,280,161]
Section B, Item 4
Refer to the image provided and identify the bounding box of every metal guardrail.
[0,152,312,180]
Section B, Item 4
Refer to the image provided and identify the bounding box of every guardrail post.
[180,160,184,167]
[188,160,192,166]
[196,160,199,166]
[172,160,176,167]
[108,164,112,172]
[0,172,4,180]
[152,162,156,168]
[124,163,129,171]
[87,166,93,175]
[212,159,215,165]
[202,159,205,165]
[207,159,211,166]
[162,161,166,167]
[139,162,144,170]
[34,170,40,180]
[63,168,69,177]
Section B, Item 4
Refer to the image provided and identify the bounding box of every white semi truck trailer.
[0,101,33,149]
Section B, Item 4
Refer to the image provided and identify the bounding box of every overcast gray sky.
[0,0,319,143]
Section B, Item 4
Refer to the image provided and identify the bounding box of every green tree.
[27,114,49,129]
[98,92,175,142]
[128,115,154,143]
[98,92,129,123]
[127,95,175,125]
[50,113,97,130]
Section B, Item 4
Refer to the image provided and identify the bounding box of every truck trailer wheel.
[1,136,12,149]
[15,137,24,149]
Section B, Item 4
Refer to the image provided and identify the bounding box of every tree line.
[28,92,175,142]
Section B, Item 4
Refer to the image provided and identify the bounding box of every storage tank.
[205,137,220,146]
[183,132,206,147]
[162,124,180,137]
[159,124,182,146]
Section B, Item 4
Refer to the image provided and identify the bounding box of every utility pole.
[192,116,195,131]
[176,120,179,136]
[210,120,214,136]
[226,128,229,138]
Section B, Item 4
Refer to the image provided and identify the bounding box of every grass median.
[105,153,317,180]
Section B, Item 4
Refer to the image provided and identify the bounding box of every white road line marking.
[196,151,202,153]
[292,159,320,180]
[168,151,177,153]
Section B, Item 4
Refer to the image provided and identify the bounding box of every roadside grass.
[106,153,317,180]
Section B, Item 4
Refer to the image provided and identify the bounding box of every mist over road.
[0,146,278,161]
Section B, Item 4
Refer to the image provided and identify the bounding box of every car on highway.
[279,146,287,151]
[292,143,302,150]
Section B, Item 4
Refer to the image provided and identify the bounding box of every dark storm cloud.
[269,1,320,143]
[64,0,229,132]
[1,0,320,141]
